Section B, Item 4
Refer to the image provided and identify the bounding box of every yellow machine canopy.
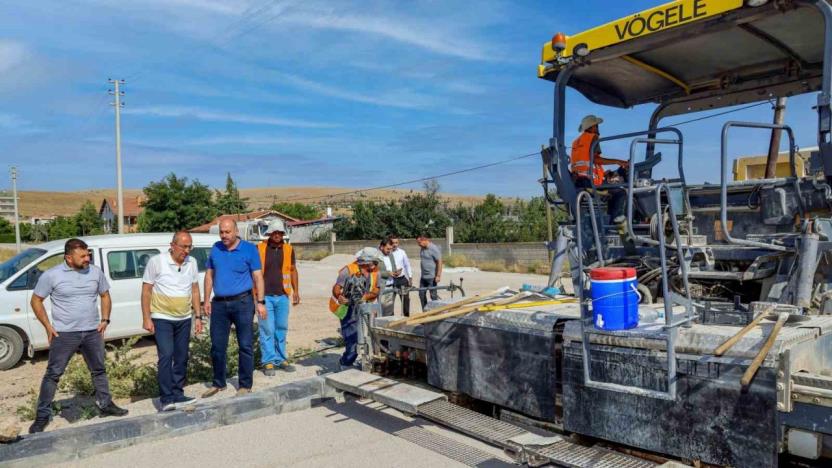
[539,0,829,116]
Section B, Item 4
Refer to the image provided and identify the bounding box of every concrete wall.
[291,239,442,259]
[288,222,333,243]
[451,242,549,267]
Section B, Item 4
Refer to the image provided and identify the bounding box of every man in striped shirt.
[141,231,202,411]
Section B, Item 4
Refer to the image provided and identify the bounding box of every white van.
[0,233,218,370]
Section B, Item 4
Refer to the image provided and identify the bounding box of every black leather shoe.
[28,418,49,434]
[99,402,128,417]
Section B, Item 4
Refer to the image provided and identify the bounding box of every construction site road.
[54,397,515,468]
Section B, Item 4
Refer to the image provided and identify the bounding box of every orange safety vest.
[328,262,380,314]
[256,241,295,295]
[571,131,605,186]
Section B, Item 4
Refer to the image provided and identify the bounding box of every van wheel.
[0,326,24,370]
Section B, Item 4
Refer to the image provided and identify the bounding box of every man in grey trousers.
[29,238,128,433]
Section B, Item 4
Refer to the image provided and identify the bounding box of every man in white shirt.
[141,231,202,411]
[389,235,412,317]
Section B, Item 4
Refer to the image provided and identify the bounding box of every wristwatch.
[257,300,266,305]
[100,319,111,324]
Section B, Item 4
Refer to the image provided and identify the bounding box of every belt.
[212,291,252,302]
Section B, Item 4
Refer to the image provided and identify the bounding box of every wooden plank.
[407,292,533,326]
[477,298,577,312]
[387,287,510,328]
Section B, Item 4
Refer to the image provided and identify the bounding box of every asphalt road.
[55,398,514,468]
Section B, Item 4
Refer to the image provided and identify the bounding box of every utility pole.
[109,78,125,234]
[9,167,21,253]
[765,97,788,179]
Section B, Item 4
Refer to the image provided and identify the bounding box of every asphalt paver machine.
[539,0,832,465]
[344,1,832,466]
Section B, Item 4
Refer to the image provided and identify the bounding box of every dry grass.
[18,187,492,218]
[0,248,17,262]
[444,253,549,275]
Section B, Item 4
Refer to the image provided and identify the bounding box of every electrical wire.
[279,151,541,202]
[277,98,784,204]
[666,100,774,127]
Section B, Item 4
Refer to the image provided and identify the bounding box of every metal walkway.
[325,370,657,467]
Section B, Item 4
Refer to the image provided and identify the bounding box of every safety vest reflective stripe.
[328,262,379,314]
[571,131,605,186]
[256,241,294,295]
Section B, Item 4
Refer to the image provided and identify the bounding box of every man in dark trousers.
[416,234,443,310]
[29,238,128,433]
[202,218,266,398]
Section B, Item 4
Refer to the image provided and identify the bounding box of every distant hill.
[18,186,494,218]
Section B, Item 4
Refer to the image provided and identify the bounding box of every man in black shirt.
[255,219,300,376]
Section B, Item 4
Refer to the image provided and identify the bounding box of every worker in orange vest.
[329,249,380,370]
[571,115,636,253]
[571,115,629,223]
[254,219,299,376]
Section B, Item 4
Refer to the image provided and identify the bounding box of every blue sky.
[0,0,822,198]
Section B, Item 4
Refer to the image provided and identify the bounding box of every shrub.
[296,248,329,261]
[60,336,158,399]
[15,389,37,421]
[187,325,261,385]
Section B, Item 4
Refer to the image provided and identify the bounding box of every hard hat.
[355,247,382,264]
[579,114,603,132]
[265,219,286,234]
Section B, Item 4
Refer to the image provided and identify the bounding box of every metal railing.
[576,181,691,400]
[719,121,803,252]
[574,191,606,266]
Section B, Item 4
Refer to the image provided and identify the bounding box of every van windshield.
[0,248,47,283]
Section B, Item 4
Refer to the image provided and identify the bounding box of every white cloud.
[122,105,336,128]
[279,10,499,62]
[273,71,438,109]
[0,40,27,73]
[0,113,30,129]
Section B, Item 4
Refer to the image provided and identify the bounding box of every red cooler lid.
[590,267,636,280]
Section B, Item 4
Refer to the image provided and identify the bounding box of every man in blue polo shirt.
[202,219,266,398]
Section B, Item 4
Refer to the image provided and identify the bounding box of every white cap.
[265,219,286,234]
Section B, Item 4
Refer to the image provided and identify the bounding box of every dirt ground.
[0,254,550,430]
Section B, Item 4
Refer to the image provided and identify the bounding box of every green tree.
[215,173,248,215]
[74,200,104,236]
[48,217,79,240]
[271,202,322,221]
[139,173,217,232]
[451,194,507,243]
[334,190,450,241]
[0,217,12,234]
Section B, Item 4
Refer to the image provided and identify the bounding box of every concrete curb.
[0,377,337,467]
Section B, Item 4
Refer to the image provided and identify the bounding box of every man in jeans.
[141,231,203,411]
[28,238,128,433]
[255,219,299,376]
[416,234,443,310]
[202,219,267,398]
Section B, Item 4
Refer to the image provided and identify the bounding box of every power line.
[280,151,540,202]
[667,100,773,127]
[277,99,782,204]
